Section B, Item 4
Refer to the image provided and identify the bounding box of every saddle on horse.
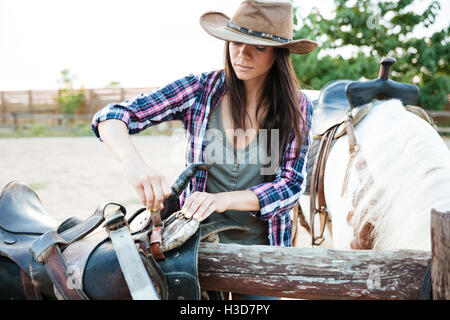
[303,57,436,246]
[0,163,247,300]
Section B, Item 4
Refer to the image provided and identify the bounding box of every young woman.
[92,0,316,262]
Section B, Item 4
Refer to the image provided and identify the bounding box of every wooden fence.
[0,87,158,129]
[0,88,449,133]
[198,209,449,300]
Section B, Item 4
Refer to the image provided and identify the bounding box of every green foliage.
[292,0,449,110]
[105,80,121,88]
[56,69,86,114]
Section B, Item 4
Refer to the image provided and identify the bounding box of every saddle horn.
[158,163,211,220]
[345,56,419,108]
[170,163,211,196]
[378,57,396,80]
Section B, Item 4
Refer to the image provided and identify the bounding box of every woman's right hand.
[121,156,172,211]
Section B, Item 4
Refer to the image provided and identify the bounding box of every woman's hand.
[182,192,230,222]
[121,156,172,211]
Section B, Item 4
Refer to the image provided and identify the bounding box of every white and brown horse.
[295,90,450,252]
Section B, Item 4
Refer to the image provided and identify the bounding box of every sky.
[0,0,448,91]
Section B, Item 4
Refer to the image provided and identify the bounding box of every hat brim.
[200,11,318,55]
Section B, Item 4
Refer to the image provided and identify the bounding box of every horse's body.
[298,98,450,251]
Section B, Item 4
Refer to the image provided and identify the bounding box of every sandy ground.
[0,136,186,222]
[1,135,449,237]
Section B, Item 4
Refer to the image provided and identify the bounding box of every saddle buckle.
[103,206,128,232]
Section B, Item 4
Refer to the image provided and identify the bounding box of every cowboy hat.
[200,0,318,54]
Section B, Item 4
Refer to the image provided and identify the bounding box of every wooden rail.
[197,244,430,300]
[0,87,158,117]
[197,209,448,300]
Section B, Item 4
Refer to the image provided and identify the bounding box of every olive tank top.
[203,101,269,245]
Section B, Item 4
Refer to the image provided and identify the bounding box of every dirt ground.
[0,136,186,222]
[1,135,449,240]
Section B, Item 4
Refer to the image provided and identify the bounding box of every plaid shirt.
[92,70,312,246]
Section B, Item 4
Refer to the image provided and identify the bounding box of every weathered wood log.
[431,209,450,300]
[197,243,431,300]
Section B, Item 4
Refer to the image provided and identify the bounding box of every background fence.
[0,87,159,131]
[0,88,449,133]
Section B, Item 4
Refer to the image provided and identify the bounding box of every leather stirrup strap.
[310,124,339,246]
[39,245,89,300]
[150,210,165,260]
[310,130,327,245]
[104,208,160,300]
[341,114,361,197]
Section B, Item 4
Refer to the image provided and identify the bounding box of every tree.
[56,69,86,114]
[292,0,449,110]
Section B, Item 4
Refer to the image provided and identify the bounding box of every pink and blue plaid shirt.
[92,70,312,246]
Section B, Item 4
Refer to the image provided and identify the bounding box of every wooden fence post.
[28,90,34,124]
[88,89,93,115]
[1,91,6,124]
[431,209,450,300]
[12,112,18,131]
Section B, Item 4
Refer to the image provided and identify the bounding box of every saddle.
[0,163,246,300]
[312,58,420,137]
[303,57,434,246]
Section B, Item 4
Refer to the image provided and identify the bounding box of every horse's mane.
[350,99,450,251]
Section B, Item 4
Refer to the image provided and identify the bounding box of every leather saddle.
[312,77,420,137]
[0,163,246,300]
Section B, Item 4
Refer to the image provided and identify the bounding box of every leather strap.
[310,124,339,246]
[150,226,165,260]
[309,130,327,245]
[345,114,359,154]
[341,114,360,197]
[39,245,89,300]
[30,203,110,263]
[150,210,165,260]
[20,269,42,300]
[104,208,160,300]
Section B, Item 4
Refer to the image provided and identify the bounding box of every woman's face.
[229,42,276,82]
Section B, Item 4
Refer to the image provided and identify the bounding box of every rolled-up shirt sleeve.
[248,93,313,222]
[91,73,203,140]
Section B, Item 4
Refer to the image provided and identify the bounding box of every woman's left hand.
[181,192,229,222]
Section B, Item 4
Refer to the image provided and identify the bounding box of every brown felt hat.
[200,0,318,54]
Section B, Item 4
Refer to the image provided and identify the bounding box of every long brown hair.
[223,41,307,180]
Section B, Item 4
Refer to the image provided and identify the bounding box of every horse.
[295,60,450,252]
